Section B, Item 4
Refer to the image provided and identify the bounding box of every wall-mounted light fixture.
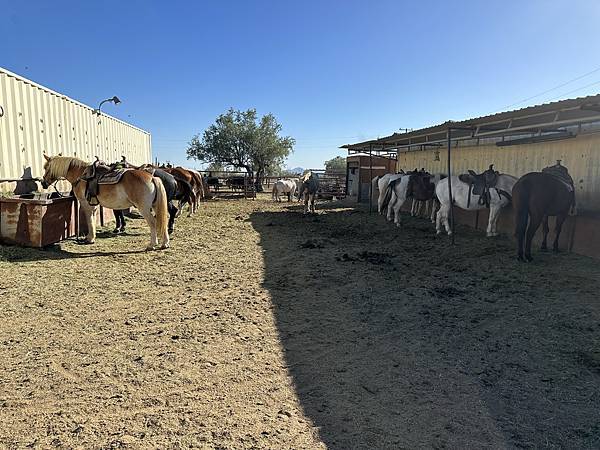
[93,96,121,116]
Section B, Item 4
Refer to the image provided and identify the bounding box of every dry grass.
[1,194,599,449]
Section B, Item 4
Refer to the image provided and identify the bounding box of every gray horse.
[298,171,319,214]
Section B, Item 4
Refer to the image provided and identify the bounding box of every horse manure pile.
[336,250,394,265]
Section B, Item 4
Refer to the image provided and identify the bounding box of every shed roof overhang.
[341,94,600,154]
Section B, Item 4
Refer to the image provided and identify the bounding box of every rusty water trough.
[0,193,77,247]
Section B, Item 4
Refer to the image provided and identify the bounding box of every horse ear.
[468,170,477,176]
[489,164,494,171]
[43,154,51,161]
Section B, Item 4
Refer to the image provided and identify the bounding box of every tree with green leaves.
[186,108,294,191]
[324,156,347,173]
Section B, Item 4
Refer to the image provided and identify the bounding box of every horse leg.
[553,213,568,253]
[303,194,308,214]
[386,191,397,222]
[487,206,501,237]
[310,193,316,213]
[140,205,158,250]
[411,199,416,217]
[435,204,445,235]
[430,200,438,224]
[525,212,544,262]
[119,210,126,232]
[541,216,550,251]
[393,199,405,227]
[81,204,97,244]
[113,210,122,233]
[167,201,177,234]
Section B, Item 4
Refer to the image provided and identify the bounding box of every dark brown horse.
[513,164,575,262]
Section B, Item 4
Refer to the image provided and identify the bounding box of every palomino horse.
[272,179,297,202]
[41,155,170,250]
[298,171,319,214]
[513,162,575,262]
[381,171,436,227]
[436,167,517,237]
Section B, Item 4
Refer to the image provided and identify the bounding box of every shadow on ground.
[251,202,600,449]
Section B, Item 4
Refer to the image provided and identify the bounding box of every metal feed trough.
[0,192,77,247]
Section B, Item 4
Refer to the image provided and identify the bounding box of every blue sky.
[2,0,599,169]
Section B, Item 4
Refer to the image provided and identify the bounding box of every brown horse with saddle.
[513,161,576,261]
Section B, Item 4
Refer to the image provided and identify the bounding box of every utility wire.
[491,65,600,113]
[545,79,600,102]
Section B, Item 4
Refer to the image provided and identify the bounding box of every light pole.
[93,96,121,115]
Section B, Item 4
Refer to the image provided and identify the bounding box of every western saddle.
[542,160,574,191]
[81,157,130,206]
[458,164,505,208]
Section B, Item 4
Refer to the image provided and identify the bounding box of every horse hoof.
[540,246,548,252]
[160,243,170,250]
[525,255,533,262]
[113,228,120,234]
[145,245,156,251]
[168,228,174,234]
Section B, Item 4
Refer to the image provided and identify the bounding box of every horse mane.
[46,156,89,179]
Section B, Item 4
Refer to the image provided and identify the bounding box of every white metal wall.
[0,67,151,188]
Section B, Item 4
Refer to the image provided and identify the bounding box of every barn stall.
[0,67,152,246]
[343,95,600,258]
[346,154,396,203]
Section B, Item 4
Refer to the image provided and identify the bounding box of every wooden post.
[447,128,455,244]
[369,144,373,214]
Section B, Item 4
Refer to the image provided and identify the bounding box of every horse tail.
[152,177,169,242]
[272,183,277,200]
[371,176,380,201]
[513,179,530,240]
[380,179,396,212]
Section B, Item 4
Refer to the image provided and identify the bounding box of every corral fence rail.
[197,170,256,199]
[262,170,347,199]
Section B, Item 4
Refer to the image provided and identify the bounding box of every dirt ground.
[1,194,599,449]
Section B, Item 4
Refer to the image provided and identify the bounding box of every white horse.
[382,174,436,227]
[375,173,404,214]
[272,179,297,202]
[435,174,518,236]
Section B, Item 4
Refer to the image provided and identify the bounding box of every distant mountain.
[288,167,304,175]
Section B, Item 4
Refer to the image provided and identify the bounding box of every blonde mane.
[46,156,89,179]
[301,171,313,182]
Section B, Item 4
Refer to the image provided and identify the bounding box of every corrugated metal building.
[344,95,600,212]
[0,66,151,192]
[343,95,600,258]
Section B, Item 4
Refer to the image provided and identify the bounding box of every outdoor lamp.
[93,96,121,115]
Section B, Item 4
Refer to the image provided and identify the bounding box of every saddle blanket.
[97,168,129,184]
